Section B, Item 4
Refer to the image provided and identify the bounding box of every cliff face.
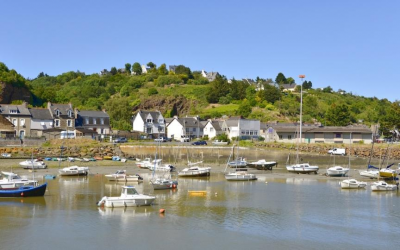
[134,96,198,116]
[0,82,31,103]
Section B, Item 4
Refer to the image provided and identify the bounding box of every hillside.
[0,62,397,137]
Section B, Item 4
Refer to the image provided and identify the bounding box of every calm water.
[1,173,400,250]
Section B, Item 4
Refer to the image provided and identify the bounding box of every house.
[201,70,219,82]
[75,109,111,137]
[221,117,260,140]
[267,123,373,144]
[29,108,54,138]
[169,65,177,73]
[0,115,15,138]
[167,117,204,141]
[203,120,224,139]
[132,110,166,138]
[281,83,297,92]
[0,102,31,139]
[47,102,75,134]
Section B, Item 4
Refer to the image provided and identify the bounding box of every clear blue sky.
[1,0,399,101]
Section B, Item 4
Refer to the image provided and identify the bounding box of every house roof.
[175,117,204,128]
[0,116,14,131]
[137,110,162,121]
[78,110,109,118]
[29,108,53,120]
[282,83,297,89]
[48,103,73,116]
[210,120,222,131]
[0,104,30,115]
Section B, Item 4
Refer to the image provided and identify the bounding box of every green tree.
[132,62,142,75]
[147,62,156,69]
[323,86,333,93]
[257,84,281,104]
[275,72,287,84]
[286,77,295,84]
[174,65,193,78]
[110,67,117,75]
[104,97,133,131]
[125,63,131,74]
[206,76,229,103]
[236,99,252,117]
[157,64,168,75]
[230,79,248,100]
[325,103,351,126]
[148,88,158,95]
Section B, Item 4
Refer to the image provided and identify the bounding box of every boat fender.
[159,209,165,214]
[21,192,24,196]
[172,184,177,188]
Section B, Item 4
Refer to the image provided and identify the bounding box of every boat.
[285,83,319,174]
[340,133,366,189]
[225,171,257,181]
[359,165,380,178]
[228,157,248,168]
[1,153,11,158]
[371,181,397,191]
[112,156,121,161]
[136,158,162,169]
[104,170,143,182]
[0,183,47,197]
[147,163,175,172]
[0,171,38,189]
[212,140,229,146]
[19,159,47,169]
[103,156,112,160]
[178,162,211,177]
[44,174,56,180]
[248,159,277,170]
[59,166,89,176]
[97,186,155,207]
[150,178,178,190]
[340,179,367,189]
[379,163,399,179]
[327,166,349,177]
[94,156,103,161]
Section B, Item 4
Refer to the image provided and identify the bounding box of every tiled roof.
[29,108,52,120]
[78,110,109,118]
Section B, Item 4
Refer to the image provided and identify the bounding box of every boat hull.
[225,173,257,181]
[327,167,349,177]
[371,183,397,191]
[0,183,47,197]
[340,179,367,189]
[359,170,379,179]
[286,167,318,174]
[249,161,277,170]
[178,170,210,177]
[100,197,155,207]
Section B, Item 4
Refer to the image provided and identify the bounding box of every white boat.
[286,163,319,174]
[340,179,367,189]
[150,178,178,190]
[0,171,38,189]
[59,166,89,176]
[97,186,155,208]
[178,162,211,177]
[379,164,400,178]
[228,157,248,168]
[225,171,257,181]
[212,140,228,146]
[1,153,11,158]
[371,181,397,191]
[104,170,143,182]
[19,159,47,169]
[285,85,319,174]
[136,158,162,169]
[327,166,349,177]
[248,159,277,170]
[359,165,380,179]
[147,164,175,172]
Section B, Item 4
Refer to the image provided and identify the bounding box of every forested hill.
[0,62,397,137]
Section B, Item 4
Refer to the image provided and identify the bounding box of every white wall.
[132,113,145,132]
[31,119,53,130]
[167,119,184,140]
[204,122,217,138]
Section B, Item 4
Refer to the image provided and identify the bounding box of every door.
[20,130,25,140]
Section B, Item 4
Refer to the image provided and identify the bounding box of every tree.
[325,103,351,126]
[258,84,281,104]
[157,64,168,75]
[303,81,312,89]
[147,62,156,69]
[124,63,131,74]
[104,97,133,131]
[286,77,295,84]
[132,62,142,75]
[206,76,230,103]
[174,65,192,78]
[110,67,117,75]
[230,79,248,100]
[322,86,333,93]
[275,72,287,85]
[236,99,252,117]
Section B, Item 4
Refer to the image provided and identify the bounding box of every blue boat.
[0,183,47,198]
[112,156,121,161]
[44,174,56,180]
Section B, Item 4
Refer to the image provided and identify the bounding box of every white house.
[132,110,165,138]
[167,117,204,141]
[29,108,54,137]
[203,120,223,139]
[221,117,260,140]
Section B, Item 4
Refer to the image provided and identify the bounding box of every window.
[100,129,104,134]
[56,110,60,116]
[210,128,214,132]
[67,110,72,117]
[93,118,97,125]
[158,119,164,123]
[67,120,72,127]
[279,135,283,140]
[288,135,292,140]
[12,119,17,126]
[146,119,152,123]
[85,118,89,125]
[100,118,104,125]
[192,128,196,132]
[20,119,25,126]
[335,133,341,138]
[55,119,60,127]
[10,109,18,114]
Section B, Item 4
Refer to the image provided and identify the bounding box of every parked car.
[154,137,167,142]
[180,137,190,142]
[328,148,345,155]
[114,137,128,143]
[192,140,207,146]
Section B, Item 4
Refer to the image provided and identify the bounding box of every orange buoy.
[21,192,24,196]
[159,209,165,214]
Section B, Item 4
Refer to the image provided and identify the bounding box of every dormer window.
[10,109,18,114]
[146,119,152,123]
[67,110,72,117]
[56,110,60,116]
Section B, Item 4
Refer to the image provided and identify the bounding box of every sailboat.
[224,144,257,181]
[286,83,319,174]
[326,153,349,177]
[359,128,379,179]
[150,139,178,190]
[378,143,400,178]
[340,133,367,189]
[58,144,89,176]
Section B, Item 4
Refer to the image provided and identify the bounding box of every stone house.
[0,102,31,139]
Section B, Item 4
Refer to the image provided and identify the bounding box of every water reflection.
[98,206,152,218]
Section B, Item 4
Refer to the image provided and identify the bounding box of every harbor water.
[1,171,400,250]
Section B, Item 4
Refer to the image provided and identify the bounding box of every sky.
[1,0,399,101]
